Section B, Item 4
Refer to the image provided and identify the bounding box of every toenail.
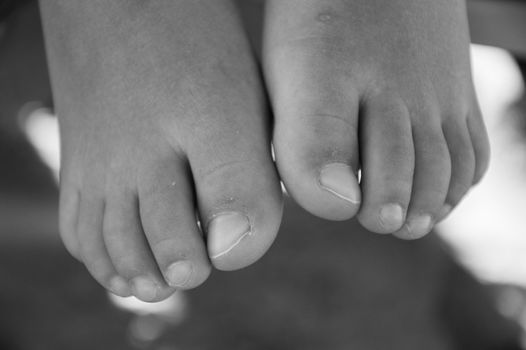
[131,276,159,302]
[109,276,132,297]
[165,261,193,288]
[379,203,404,231]
[207,212,251,260]
[319,163,360,204]
[438,204,453,221]
[405,215,433,239]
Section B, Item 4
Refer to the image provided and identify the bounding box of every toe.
[191,157,283,271]
[357,95,414,233]
[394,118,451,240]
[439,117,476,221]
[263,4,366,221]
[138,157,212,288]
[58,183,82,260]
[267,61,362,220]
[77,195,132,297]
[468,102,491,184]
[187,131,283,271]
[103,189,175,302]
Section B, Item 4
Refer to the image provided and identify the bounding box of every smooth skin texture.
[40,0,490,302]
[263,0,490,238]
[40,0,283,302]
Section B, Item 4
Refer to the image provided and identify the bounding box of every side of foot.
[263,0,490,238]
[41,0,282,301]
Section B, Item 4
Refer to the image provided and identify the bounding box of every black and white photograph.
[0,0,525,349]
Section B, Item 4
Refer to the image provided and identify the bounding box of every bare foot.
[40,0,283,302]
[263,0,490,238]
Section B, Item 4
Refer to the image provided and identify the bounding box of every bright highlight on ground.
[438,44,526,289]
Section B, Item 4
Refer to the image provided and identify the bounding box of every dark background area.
[0,1,525,349]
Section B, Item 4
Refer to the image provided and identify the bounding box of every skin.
[40,0,283,302]
[263,0,490,238]
[39,0,489,301]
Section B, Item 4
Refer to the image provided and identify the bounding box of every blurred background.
[1,0,526,349]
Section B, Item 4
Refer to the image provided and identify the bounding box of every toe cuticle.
[319,163,360,204]
[207,212,251,260]
[131,276,159,302]
[165,261,193,288]
[379,203,404,231]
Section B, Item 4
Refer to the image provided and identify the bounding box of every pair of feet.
[40,0,490,302]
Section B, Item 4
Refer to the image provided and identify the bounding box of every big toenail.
[379,203,404,231]
[109,276,132,297]
[207,212,251,260]
[406,215,433,239]
[131,276,159,302]
[319,163,360,204]
[165,261,193,288]
[438,204,452,221]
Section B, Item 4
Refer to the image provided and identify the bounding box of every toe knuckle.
[304,113,357,136]
[150,236,176,254]
[198,158,254,185]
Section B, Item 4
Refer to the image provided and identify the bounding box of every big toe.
[264,36,361,220]
[187,128,284,271]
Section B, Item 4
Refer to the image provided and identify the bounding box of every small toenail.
[379,203,404,231]
[438,204,453,221]
[319,163,361,204]
[207,212,251,260]
[109,276,132,297]
[131,276,159,302]
[405,215,433,239]
[165,261,193,288]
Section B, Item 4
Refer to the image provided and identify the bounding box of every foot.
[263,0,490,238]
[40,0,282,302]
